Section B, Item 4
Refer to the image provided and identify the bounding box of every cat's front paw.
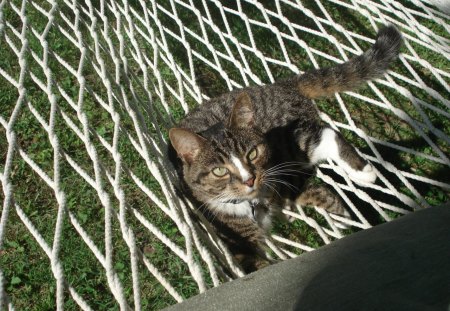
[348,163,377,184]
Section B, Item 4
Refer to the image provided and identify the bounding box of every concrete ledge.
[166,205,450,311]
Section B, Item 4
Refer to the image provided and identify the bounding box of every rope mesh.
[0,0,448,309]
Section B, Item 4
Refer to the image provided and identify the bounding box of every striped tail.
[297,25,403,98]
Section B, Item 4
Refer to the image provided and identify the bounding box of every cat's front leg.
[211,212,272,273]
[305,127,377,183]
[234,253,272,273]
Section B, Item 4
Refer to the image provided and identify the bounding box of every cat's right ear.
[169,128,206,164]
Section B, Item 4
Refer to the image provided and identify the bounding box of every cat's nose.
[243,176,255,187]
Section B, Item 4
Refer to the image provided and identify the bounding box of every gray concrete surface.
[165,205,450,311]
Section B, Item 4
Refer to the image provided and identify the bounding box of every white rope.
[0,0,448,309]
[0,271,14,311]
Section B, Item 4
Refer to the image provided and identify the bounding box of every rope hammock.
[0,0,448,309]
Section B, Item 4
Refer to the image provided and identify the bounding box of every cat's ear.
[229,92,254,128]
[169,128,206,164]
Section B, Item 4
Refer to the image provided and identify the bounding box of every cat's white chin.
[347,164,377,184]
[245,187,256,194]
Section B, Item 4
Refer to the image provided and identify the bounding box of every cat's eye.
[212,167,228,177]
[248,148,258,161]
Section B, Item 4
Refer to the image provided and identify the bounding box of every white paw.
[348,164,377,184]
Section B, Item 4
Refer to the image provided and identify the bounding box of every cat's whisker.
[263,161,311,173]
[262,180,282,200]
[266,164,313,172]
[265,170,304,177]
[269,160,309,166]
[265,172,312,178]
[266,161,309,168]
[262,168,313,178]
[265,178,299,191]
[211,192,234,205]
[266,165,311,172]
[263,162,309,174]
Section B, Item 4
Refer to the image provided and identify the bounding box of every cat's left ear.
[229,92,254,129]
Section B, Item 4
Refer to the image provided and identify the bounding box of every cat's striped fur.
[169,26,402,273]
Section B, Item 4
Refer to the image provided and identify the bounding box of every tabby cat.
[168,26,402,273]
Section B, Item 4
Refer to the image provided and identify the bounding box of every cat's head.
[169,92,271,206]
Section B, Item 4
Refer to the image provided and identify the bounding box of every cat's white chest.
[212,200,272,231]
[213,201,254,218]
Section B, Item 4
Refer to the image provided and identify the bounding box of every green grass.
[0,2,199,310]
[1,0,449,310]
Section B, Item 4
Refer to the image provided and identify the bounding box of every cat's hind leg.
[308,127,377,183]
